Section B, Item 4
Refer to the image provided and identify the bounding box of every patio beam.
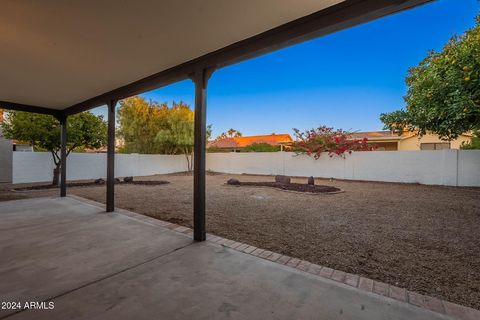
[191,68,214,241]
[106,99,117,212]
[59,115,67,197]
[0,100,61,117]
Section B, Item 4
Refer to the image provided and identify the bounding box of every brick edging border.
[66,195,480,320]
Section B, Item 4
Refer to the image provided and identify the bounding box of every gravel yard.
[1,173,479,309]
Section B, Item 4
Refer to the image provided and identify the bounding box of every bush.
[292,126,375,159]
[242,143,281,152]
[206,146,231,153]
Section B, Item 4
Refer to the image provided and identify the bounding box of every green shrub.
[242,143,281,152]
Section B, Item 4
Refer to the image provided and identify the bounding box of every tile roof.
[209,134,293,149]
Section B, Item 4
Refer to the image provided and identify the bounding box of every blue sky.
[94,0,478,137]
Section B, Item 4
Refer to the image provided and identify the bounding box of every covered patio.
[0,0,433,241]
[0,197,451,320]
[3,0,474,319]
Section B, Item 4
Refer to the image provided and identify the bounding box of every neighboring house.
[85,137,122,153]
[350,130,472,151]
[12,141,33,152]
[208,134,293,152]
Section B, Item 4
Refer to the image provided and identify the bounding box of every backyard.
[2,172,479,310]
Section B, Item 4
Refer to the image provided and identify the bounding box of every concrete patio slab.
[0,197,192,318]
[0,197,451,320]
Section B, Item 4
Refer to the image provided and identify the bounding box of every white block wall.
[206,150,480,187]
[457,150,480,187]
[13,152,188,183]
[12,150,480,186]
[0,135,12,183]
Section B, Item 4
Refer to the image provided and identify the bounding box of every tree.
[381,16,480,140]
[1,111,107,185]
[155,103,212,171]
[117,96,211,170]
[216,128,242,140]
[117,96,169,154]
[292,126,375,159]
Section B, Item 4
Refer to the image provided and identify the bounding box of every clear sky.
[93,0,478,137]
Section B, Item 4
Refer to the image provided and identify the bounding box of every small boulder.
[115,178,121,183]
[308,176,315,185]
[275,175,291,184]
[123,176,134,183]
[227,178,240,185]
[94,178,105,184]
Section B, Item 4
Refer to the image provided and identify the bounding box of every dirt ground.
[1,173,479,309]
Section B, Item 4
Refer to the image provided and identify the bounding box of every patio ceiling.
[0,0,431,115]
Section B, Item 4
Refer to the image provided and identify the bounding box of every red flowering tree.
[292,126,375,159]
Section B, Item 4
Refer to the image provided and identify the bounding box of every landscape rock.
[94,178,105,184]
[227,178,241,185]
[275,175,291,184]
[124,176,134,183]
[115,178,121,183]
[308,176,315,185]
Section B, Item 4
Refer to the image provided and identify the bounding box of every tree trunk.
[52,164,60,186]
[185,152,193,172]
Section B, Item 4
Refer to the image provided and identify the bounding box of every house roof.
[209,134,293,149]
[0,0,432,115]
[350,131,406,141]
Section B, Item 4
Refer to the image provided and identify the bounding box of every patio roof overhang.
[0,0,431,116]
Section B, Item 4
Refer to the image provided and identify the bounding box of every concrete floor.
[0,197,451,320]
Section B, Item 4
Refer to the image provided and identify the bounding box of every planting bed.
[229,181,342,194]
[13,180,169,191]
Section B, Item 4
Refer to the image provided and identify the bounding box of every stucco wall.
[13,152,188,184]
[206,150,480,187]
[0,134,12,183]
[12,150,480,187]
[457,150,480,187]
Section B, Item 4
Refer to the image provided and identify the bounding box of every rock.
[124,176,134,183]
[275,175,291,184]
[308,176,315,185]
[115,178,121,183]
[94,178,105,184]
[227,178,240,185]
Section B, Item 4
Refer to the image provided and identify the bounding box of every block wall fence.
[12,150,480,187]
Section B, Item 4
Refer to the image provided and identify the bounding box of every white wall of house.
[12,150,480,187]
